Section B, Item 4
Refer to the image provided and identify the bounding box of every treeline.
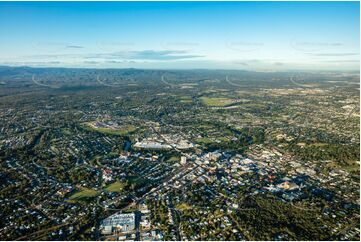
[289,144,360,164]
[234,195,334,240]
[205,126,265,151]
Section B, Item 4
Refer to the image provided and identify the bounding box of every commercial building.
[100,212,135,235]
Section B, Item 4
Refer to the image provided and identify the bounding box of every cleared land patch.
[69,187,98,201]
[200,97,238,107]
[104,181,125,193]
[81,121,137,136]
[176,203,192,211]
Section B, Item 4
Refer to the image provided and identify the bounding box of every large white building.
[133,141,172,150]
[100,212,135,235]
[180,156,187,165]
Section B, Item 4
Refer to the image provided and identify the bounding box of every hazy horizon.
[0,1,359,71]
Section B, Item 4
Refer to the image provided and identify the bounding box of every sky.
[0,1,359,71]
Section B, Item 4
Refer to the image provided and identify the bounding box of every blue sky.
[0,1,359,70]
